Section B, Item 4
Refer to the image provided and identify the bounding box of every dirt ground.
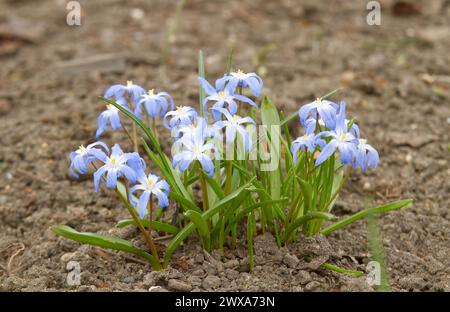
[0,0,449,291]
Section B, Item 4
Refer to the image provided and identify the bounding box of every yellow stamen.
[127,80,133,87]
[79,145,87,153]
[148,89,154,96]
[218,90,227,99]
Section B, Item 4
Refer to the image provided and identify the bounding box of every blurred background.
[0,0,448,291]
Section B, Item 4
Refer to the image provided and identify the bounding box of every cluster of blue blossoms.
[292,98,379,171]
[70,70,378,216]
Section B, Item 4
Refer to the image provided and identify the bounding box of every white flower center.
[192,145,203,158]
[126,80,133,88]
[106,104,117,111]
[233,69,246,79]
[78,145,87,154]
[358,139,367,149]
[218,90,228,100]
[108,156,119,167]
[339,133,348,142]
[147,177,155,189]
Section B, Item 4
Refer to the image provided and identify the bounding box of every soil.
[0,0,449,292]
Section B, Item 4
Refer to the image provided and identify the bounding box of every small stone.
[60,252,76,262]
[194,253,204,264]
[224,259,239,269]
[168,279,192,292]
[149,286,168,292]
[215,261,224,273]
[238,258,250,273]
[224,269,239,279]
[202,275,221,290]
[405,154,413,163]
[143,273,155,286]
[296,270,312,284]
[203,262,216,275]
[130,8,144,20]
[304,281,321,292]
[187,276,202,287]
[192,269,205,277]
[283,254,300,268]
[363,181,372,191]
[122,276,135,284]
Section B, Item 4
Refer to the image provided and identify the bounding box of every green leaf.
[163,179,255,265]
[101,97,160,154]
[203,170,225,199]
[169,192,202,213]
[298,177,313,214]
[52,225,160,268]
[260,96,282,221]
[185,210,211,250]
[116,219,179,235]
[320,262,364,277]
[282,212,337,243]
[321,199,413,236]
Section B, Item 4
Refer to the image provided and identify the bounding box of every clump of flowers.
[54,55,411,273]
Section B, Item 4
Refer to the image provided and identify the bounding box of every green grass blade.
[169,192,202,213]
[203,171,225,200]
[52,225,160,268]
[100,97,161,153]
[321,199,413,236]
[298,177,313,214]
[116,219,179,235]
[260,96,282,221]
[163,179,255,265]
[282,212,337,243]
[320,262,364,277]
[185,210,211,250]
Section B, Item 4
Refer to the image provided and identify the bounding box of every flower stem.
[148,194,153,238]
[224,160,233,195]
[131,122,138,152]
[115,189,161,269]
[199,166,209,212]
[152,117,159,141]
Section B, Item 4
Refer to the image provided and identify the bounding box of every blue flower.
[216,70,263,96]
[163,106,198,129]
[104,80,145,105]
[291,119,324,164]
[172,117,221,141]
[315,101,357,166]
[198,77,256,120]
[212,107,255,152]
[129,172,170,218]
[69,141,109,178]
[91,144,141,192]
[96,99,128,138]
[136,89,174,119]
[298,98,338,130]
[172,118,216,177]
[353,139,379,172]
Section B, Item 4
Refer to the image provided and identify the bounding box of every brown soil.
[0,0,449,291]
